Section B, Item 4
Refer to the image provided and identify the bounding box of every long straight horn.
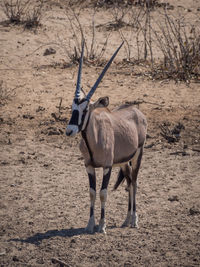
[74,41,85,99]
[86,41,124,101]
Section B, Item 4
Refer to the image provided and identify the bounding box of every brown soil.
[0,1,200,266]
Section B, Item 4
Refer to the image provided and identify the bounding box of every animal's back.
[113,104,146,124]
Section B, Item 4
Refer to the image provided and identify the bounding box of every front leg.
[99,167,112,234]
[85,165,96,233]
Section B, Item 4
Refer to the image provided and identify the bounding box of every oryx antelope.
[66,42,147,234]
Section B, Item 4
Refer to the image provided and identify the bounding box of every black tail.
[113,168,125,190]
[113,165,132,190]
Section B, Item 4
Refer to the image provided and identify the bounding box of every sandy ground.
[0,1,200,266]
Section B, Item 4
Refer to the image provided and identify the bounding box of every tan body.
[80,104,147,168]
[66,42,147,233]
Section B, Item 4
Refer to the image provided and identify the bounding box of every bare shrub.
[109,4,130,29]
[59,6,111,65]
[1,0,29,24]
[151,11,200,81]
[97,0,126,7]
[1,0,44,28]
[116,3,200,82]
[116,4,153,63]
[23,0,43,29]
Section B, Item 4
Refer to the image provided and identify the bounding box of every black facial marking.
[74,98,87,105]
[69,110,79,125]
[74,98,79,104]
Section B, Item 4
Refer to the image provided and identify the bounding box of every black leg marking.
[98,167,112,233]
[85,166,96,233]
[128,192,131,212]
[101,208,105,220]
[101,167,112,190]
[90,206,94,217]
[88,173,96,191]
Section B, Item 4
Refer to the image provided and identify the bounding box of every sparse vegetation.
[151,11,200,81]
[1,0,199,81]
[1,0,44,28]
[112,3,200,81]
[59,6,111,65]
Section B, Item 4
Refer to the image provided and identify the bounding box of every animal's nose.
[66,129,73,136]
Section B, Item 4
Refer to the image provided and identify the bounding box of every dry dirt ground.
[0,1,200,266]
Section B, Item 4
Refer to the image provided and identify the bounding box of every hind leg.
[129,147,143,228]
[122,147,143,228]
[121,163,132,227]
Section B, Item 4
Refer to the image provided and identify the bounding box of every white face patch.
[66,99,89,136]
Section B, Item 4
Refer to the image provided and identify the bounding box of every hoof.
[131,214,138,228]
[130,222,138,228]
[98,225,106,234]
[98,219,106,234]
[121,222,129,228]
[121,214,138,228]
[85,216,95,234]
[85,226,94,234]
[121,217,131,228]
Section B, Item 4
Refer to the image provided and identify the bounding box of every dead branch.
[51,257,69,266]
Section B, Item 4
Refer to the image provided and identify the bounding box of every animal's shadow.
[9,228,86,246]
[9,225,117,246]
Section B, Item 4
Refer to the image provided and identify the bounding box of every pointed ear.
[93,96,109,108]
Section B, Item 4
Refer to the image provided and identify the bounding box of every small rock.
[36,106,45,112]
[43,47,56,56]
[168,195,179,202]
[189,207,200,216]
[12,255,19,262]
[23,114,34,120]
[47,127,63,136]
[0,161,9,165]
